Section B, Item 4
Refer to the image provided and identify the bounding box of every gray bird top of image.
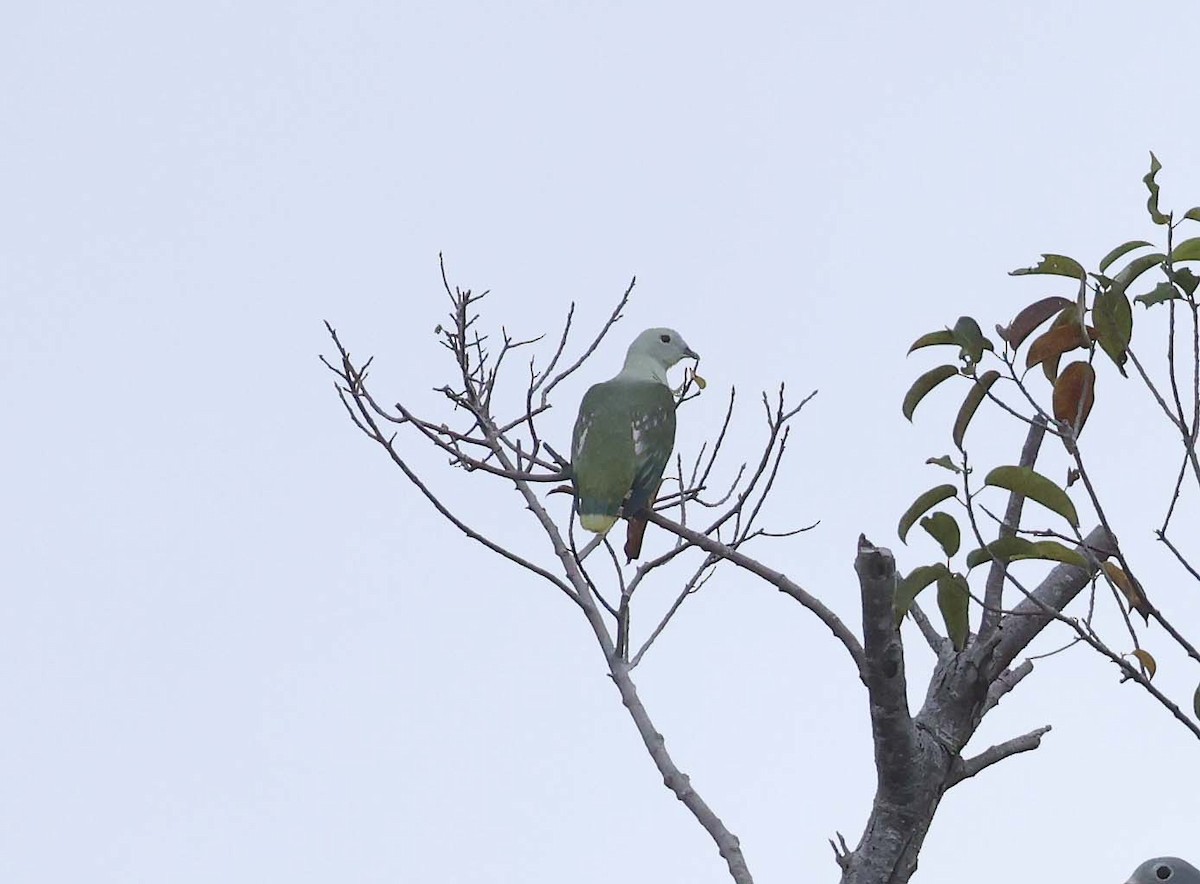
[1126,857,1200,884]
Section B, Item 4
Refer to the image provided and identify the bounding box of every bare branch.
[541,278,635,401]
[609,660,754,883]
[946,725,1051,787]
[629,555,719,669]
[981,659,1033,716]
[531,301,576,392]
[855,538,916,803]
[989,526,1116,675]
[907,601,946,654]
[646,510,866,677]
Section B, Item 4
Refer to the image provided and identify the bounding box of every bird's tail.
[577,490,619,533]
[624,514,649,561]
[580,512,619,533]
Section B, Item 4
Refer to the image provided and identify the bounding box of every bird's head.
[626,327,700,371]
[1126,857,1200,884]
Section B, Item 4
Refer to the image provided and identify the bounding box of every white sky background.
[4,2,1200,881]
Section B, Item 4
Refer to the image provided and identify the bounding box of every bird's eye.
[660,334,671,343]
[1156,866,1172,880]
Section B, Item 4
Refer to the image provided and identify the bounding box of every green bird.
[1125,858,1200,884]
[571,327,699,560]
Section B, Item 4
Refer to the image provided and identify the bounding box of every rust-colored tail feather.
[624,514,649,561]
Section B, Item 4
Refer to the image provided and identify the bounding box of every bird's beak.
[684,346,700,361]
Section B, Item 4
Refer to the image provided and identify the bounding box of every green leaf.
[894,564,948,625]
[1144,151,1170,225]
[967,539,1088,571]
[1002,296,1073,348]
[984,465,1079,527]
[965,536,1036,570]
[908,329,958,354]
[899,484,958,543]
[1135,281,1182,308]
[926,455,961,473]
[951,316,994,365]
[1170,267,1200,296]
[1184,207,1200,224]
[1111,252,1167,292]
[902,365,958,421]
[920,511,961,557]
[1099,240,1154,273]
[1170,237,1200,263]
[1093,287,1133,374]
[937,571,971,651]
[1010,253,1086,280]
[952,370,1000,451]
[1015,541,1089,569]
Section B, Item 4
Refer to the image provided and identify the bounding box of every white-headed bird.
[571,327,699,560]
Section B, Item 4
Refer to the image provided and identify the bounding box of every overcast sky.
[4,2,1200,882]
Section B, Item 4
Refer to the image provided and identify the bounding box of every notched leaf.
[926,455,962,473]
[1136,281,1182,308]
[1010,253,1086,281]
[1169,268,1199,297]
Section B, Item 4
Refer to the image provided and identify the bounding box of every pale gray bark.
[324,272,1179,884]
[834,528,1114,884]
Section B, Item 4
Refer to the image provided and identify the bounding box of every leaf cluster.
[897,153,1200,705]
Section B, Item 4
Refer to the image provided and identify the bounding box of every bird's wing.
[572,382,637,531]
[625,382,677,516]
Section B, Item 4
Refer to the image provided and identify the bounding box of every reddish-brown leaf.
[1042,351,1063,383]
[1026,323,1089,371]
[1052,361,1096,436]
[1004,296,1073,348]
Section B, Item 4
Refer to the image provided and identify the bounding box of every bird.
[1125,857,1200,883]
[571,327,699,560]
